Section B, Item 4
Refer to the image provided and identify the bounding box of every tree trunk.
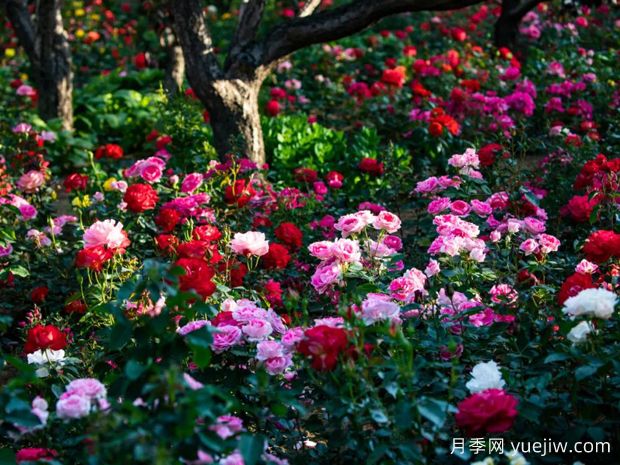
[494,0,540,50]
[163,45,185,96]
[36,0,73,130]
[207,79,265,167]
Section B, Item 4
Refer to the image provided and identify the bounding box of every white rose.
[562,288,617,320]
[466,360,506,393]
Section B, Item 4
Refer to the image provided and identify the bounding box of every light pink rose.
[212,325,243,353]
[230,231,269,256]
[537,233,560,254]
[575,259,598,275]
[17,170,45,193]
[83,219,130,250]
[332,238,361,263]
[66,379,107,399]
[372,211,401,233]
[424,259,440,277]
[241,319,273,341]
[361,293,400,324]
[308,241,334,260]
[519,238,539,255]
[263,355,292,375]
[210,415,244,439]
[56,393,91,419]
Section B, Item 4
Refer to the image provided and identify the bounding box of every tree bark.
[207,79,264,164]
[494,0,541,50]
[2,0,73,130]
[36,0,73,130]
[163,44,185,96]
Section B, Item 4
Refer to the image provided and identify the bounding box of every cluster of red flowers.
[94,143,124,160]
[562,154,619,223]
[428,107,460,137]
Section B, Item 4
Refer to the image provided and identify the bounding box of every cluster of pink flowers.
[309,209,403,294]
[55,378,109,420]
[178,299,297,376]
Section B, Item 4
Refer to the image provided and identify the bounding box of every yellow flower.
[221,12,232,20]
[5,48,16,58]
[103,178,117,191]
[20,73,28,81]
[76,29,85,39]
[72,195,91,208]
[91,13,100,21]
[75,8,85,16]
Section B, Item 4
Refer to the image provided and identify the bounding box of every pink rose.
[83,219,130,250]
[470,199,492,217]
[519,238,539,255]
[332,238,361,263]
[241,319,273,341]
[537,233,560,254]
[230,231,269,256]
[212,325,243,353]
[308,241,334,260]
[56,393,91,419]
[181,173,203,193]
[428,197,451,215]
[450,200,471,216]
[372,211,401,233]
[17,170,46,193]
[311,261,342,294]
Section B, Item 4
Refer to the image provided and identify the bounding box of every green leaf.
[575,364,600,381]
[417,397,448,429]
[239,434,265,465]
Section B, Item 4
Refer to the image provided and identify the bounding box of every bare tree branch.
[2,0,38,67]
[256,0,483,65]
[226,0,267,69]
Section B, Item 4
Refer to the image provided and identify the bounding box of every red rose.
[211,310,238,327]
[16,448,58,463]
[262,243,291,270]
[478,143,503,167]
[230,260,248,287]
[557,272,596,304]
[124,183,159,213]
[297,325,349,371]
[325,171,344,189]
[24,324,67,354]
[560,194,600,223]
[294,167,318,183]
[64,299,87,314]
[193,224,221,242]
[175,257,216,300]
[582,230,620,263]
[155,208,182,232]
[224,179,256,207]
[451,27,467,42]
[358,157,384,176]
[264,279,283,308]
[177,240,210,259]
[455,389,518,436]
[156,135,172,149]
[265,99,281,117]
[275,222,303,250]
[380,66,406,87]
[76,246,114,272]
[30,286,48,303]
[134,52,149,69]
[428,121,444,137]
[63,173,88,192]
[94,143,123,159]
[155,234,179,254]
